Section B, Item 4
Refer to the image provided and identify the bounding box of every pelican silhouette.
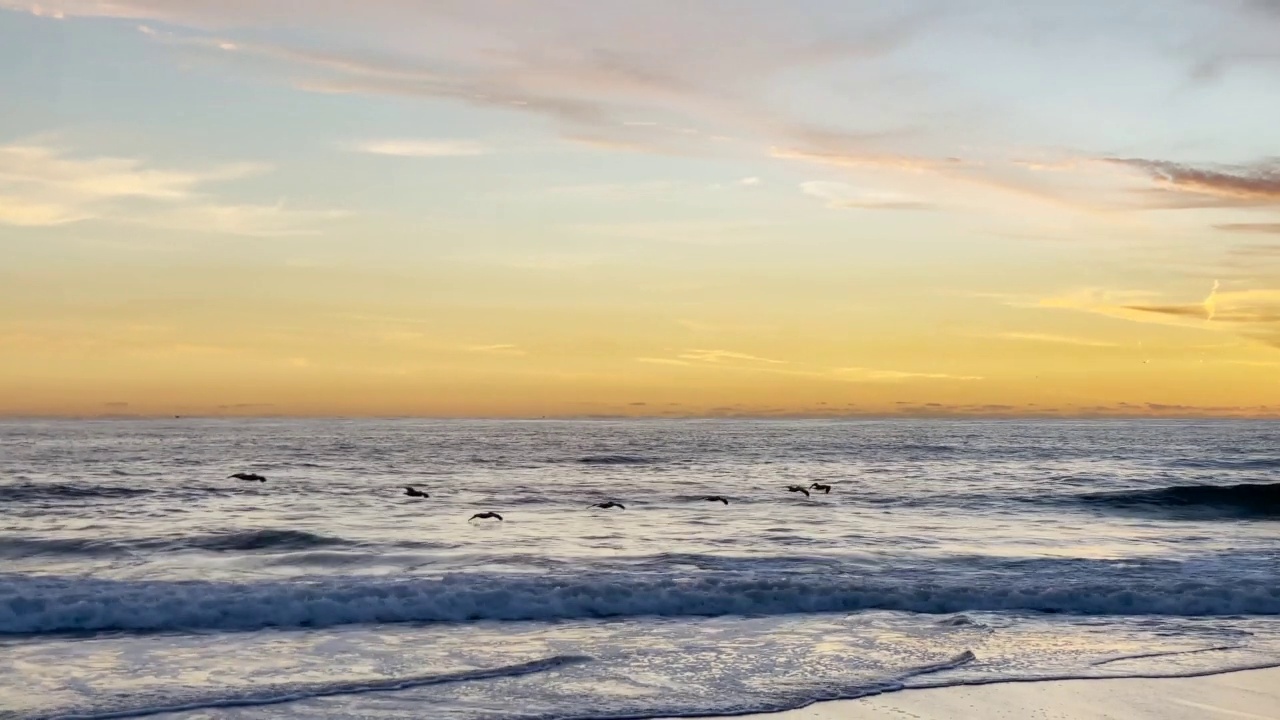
[469,511,504,521]
[703,496,730,505]
[786,485,810,497]
[229,473,266,482]
[404,486,429,498]
[809,483,832,494]
[590,501,626,510]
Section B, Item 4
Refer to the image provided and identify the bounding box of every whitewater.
[1,419,1277,719]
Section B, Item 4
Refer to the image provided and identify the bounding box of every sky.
[1,0,1279,418]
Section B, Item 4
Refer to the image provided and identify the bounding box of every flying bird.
[787,485,811,497]
[703,496,730,505]
[229,473,266,482]
[404,486,429,498]
[590,501,626,510]
[809,483,832,494]
[469,511,504,521]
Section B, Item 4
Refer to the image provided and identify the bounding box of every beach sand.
[707,667,1280,719]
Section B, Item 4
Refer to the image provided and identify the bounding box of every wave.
[0,483,154,502]
[0,530,356,558]
[3,570,1277,635]
[37,654,591,720]
[1166,458,1280,471]
[186,529,356,552]
[576,455,655,465]
[1077,482,1280,518]
[1090,645,1241,667]
[0,537,123,558]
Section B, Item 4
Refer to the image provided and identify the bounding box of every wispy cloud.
[0,142,337,236]
[637,348,980,383]
[467,343,527,356]
[677,349,788,365]
[775,148,1113,214]
[996,332,1119,348]
[1037,284,1280,348]
[0,143,266,202]
[37,1,933,160]
[0,195,90,226]
[1105,157,1280,207]
[140,202,348,237]
[637,357,692,367]
[1215,223,1280,234]
[835,367,984,382]
[1122,280,1221,323]
[800,180,933,210]
[352,139,489,157]
[772,148,945,174]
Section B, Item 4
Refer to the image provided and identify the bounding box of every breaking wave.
[1078,482,1280,518]
[0,483,155,502]
[576,455,655,465]
[0,529,356,558]
[3,570,1278,635]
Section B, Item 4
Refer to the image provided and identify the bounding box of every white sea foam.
[32,654,592,720]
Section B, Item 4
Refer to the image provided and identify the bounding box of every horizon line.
[3,413,1279,422]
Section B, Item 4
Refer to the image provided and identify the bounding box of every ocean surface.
[1,419,1278,719]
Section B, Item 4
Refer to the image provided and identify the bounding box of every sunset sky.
[2,0,1279,418]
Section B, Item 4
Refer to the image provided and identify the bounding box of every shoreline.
[689,666,1280,720]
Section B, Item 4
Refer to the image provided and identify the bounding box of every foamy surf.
[29,654,592,720]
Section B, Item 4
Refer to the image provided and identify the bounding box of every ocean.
[1,419,1277,719]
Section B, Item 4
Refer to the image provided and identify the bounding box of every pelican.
[229,472,266,482]
[703,496,730,505]
[786,485,810,497]
[809,483,832,494]
[404,486,429,498]
[590,501,626,510]
[469,511,504,521]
